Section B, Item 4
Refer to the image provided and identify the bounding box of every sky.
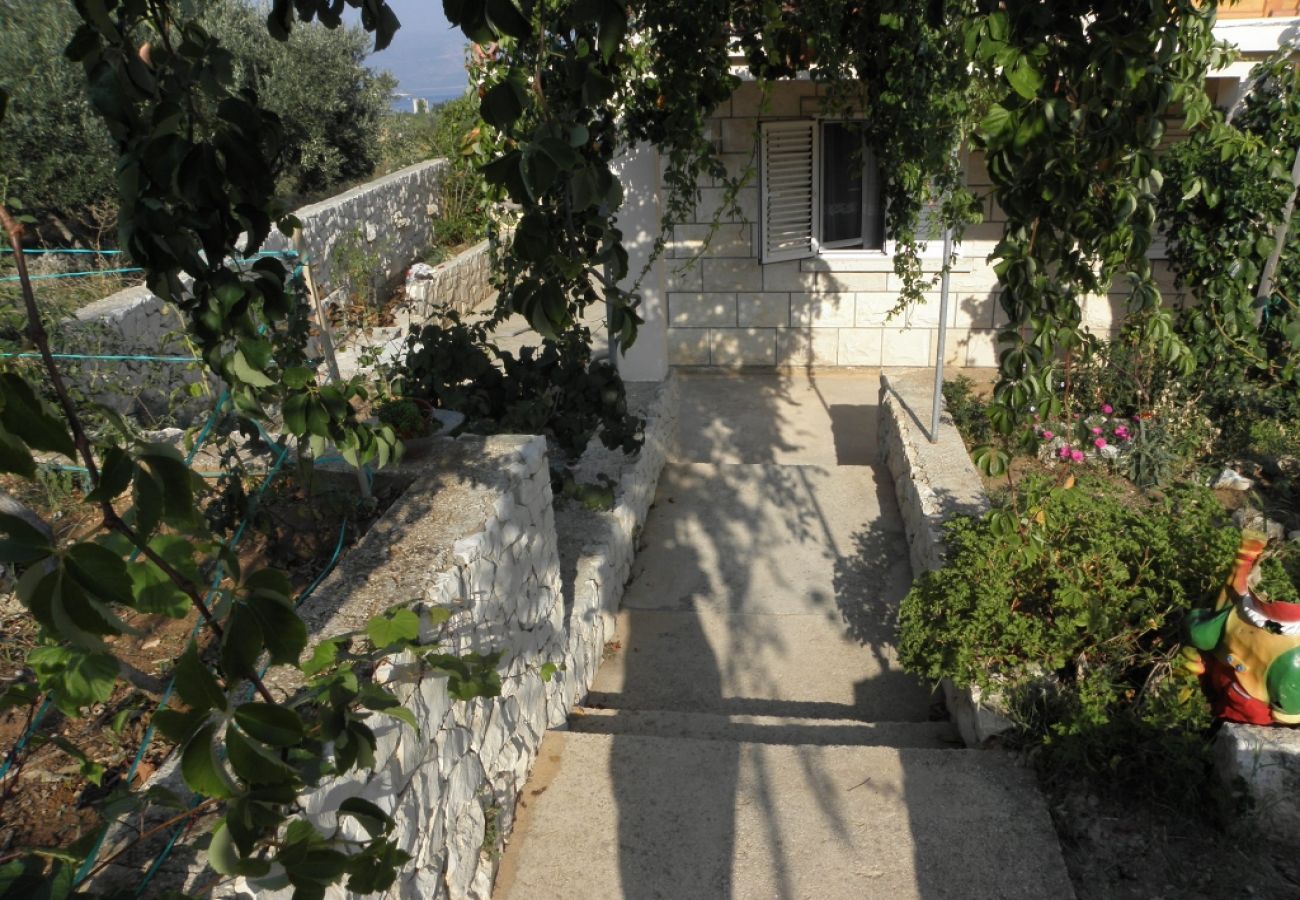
[349,0,471,104]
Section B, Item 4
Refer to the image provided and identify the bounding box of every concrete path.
[495,370,1074,900]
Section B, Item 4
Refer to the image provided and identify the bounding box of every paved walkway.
[494,370,1073,900]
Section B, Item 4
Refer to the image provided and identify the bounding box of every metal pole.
[930,223,954,443]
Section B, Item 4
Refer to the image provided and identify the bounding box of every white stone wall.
[219,379,677,900]
[666,80,1190,367]
[553,375,680,706]
[404,240,498,319]
[58,285,213,423]
[264,160,449,292]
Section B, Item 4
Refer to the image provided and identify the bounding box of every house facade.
[611,11,1300,381]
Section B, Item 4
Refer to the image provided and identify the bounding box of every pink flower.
[1071,450,1085,462]
[1102,404,1113,414]
[1091,426,1103,435]
[1041,430,1054,440]
[1094,437,1107,449]
[1058,445,1072,460]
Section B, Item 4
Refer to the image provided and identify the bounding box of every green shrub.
[376,397,433,440]
[395,312,643,461]
[942,375,991,446]
[899,476,1240,802]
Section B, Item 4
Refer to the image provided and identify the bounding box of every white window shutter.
[760,120,818,264]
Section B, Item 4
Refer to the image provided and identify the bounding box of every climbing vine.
[966,0,1223,472]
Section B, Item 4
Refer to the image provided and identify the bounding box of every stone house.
[610,8,1300,381]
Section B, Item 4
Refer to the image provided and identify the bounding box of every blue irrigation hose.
[0,352,203,364]
[0,694,53,783]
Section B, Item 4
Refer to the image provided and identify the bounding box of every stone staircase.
[493,373,1074,900]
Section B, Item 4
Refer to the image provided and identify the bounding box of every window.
[760,119,941,264]
[820,122,884,251]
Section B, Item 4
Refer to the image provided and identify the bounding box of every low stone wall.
[552,374,680,707]
[58,285,213,423]
[264,159,448,292]
[57,162,451,421]
[204,380,676,899]
[404,240,498,319]
[877,368,1008,746]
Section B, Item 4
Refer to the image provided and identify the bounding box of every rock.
[1213,467,1254,491]
[1232,509,1287,541]
[407,262,438,282]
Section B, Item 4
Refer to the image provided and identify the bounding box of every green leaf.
[481,80,525,130]
[208,820,270,877]
[0,426,35,478]
[86,445,133,503]
[980,104,1014,140]
[485,0,530,40]
[0,374,75,459]
[65,542,133,607]
[174,642,229,714]
[282,367,316,389]
[540,661,558,682]
[129,560,191,617]
[1006,54,1044,99]
[181,723,236,799]
[226,723,294,785]
[132,465,164,538]
[247,594,307,666]
[231,349,275,388]
[338,797,393,838]
[301,637,343,677]
[234,703,305,747]
[381,705,418,732]
[28,646,118,713]
[366,608,421,649]
[597,0,627,62]
[222,603,264,680]
[152,707,209,744]
[0,512,52,564]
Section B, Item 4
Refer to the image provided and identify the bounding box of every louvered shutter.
[760,120,819,264]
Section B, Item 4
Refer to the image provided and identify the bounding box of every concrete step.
[566,707,962,749]
[588,608,936,722]
[495,731,1076,900]
[629,463,912,625]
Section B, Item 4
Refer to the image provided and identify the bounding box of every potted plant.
[376,395,440,459]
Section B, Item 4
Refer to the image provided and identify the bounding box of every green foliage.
[1159,53,1300,395]
[1257,550,1300,606]
[737,0,984,308]
[202,0,396,200]
[397,312,644,461]
[942,376,992,446]
[375,397,433,440]
[899,476,1237,801]
[0,0,117,242]
[969,0,1220,439]
[380,95,490,249]
[0,2,515,894]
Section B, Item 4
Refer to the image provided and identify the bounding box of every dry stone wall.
[58,161,469,418]
[404,240,498,319]
[263,160,448,292]
[666,80,1190,368]
[218,379,677,900]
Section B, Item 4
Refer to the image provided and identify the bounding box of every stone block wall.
[404,239,498,319]
[264,159,449,292]
[58,162,453,421]
[665,80,1191,368]
[58,285,214,423]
